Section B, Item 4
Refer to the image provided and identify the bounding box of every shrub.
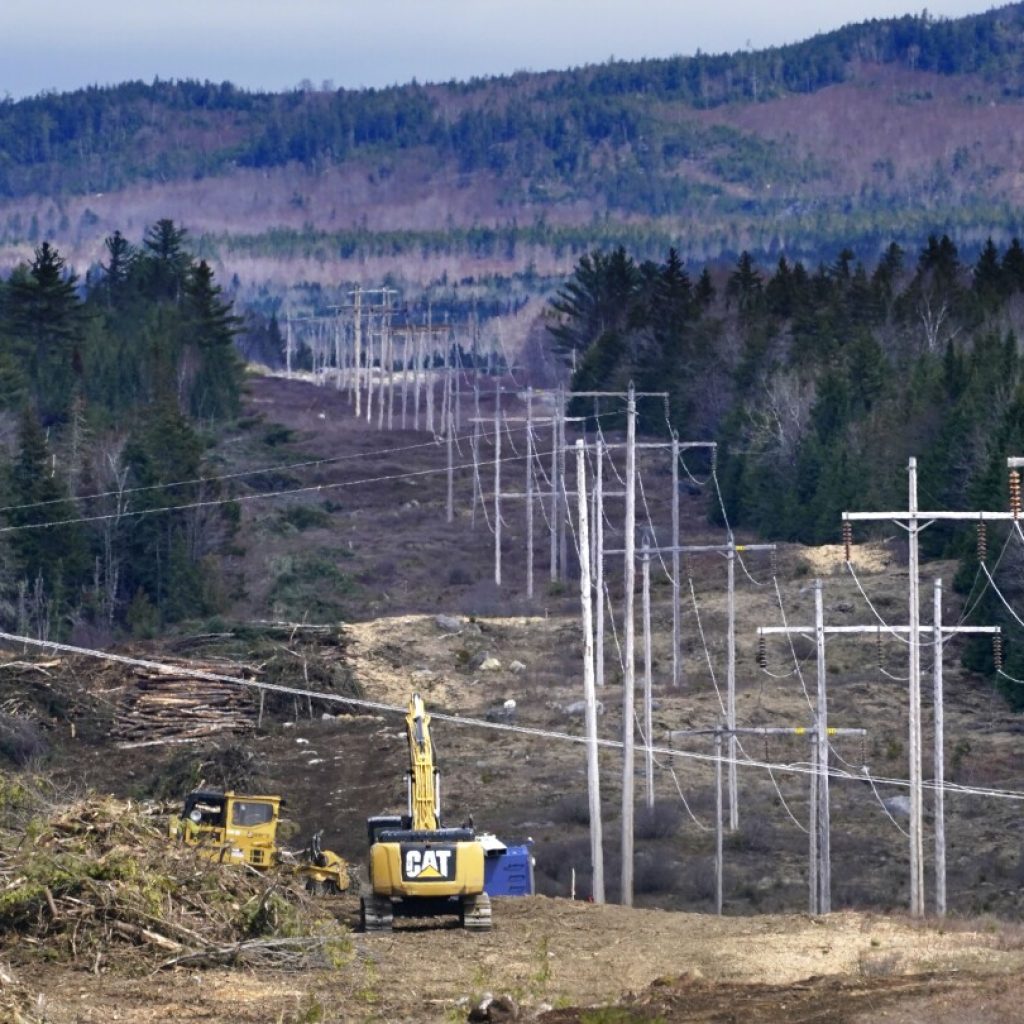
[268,552,359,621]
[553,793,593,827]
[634,801,683,840]
[634,852,680,894]
[272,504,331,533]
[262,424,295,447]
[0,716,46,766]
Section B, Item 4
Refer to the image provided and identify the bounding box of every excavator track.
[360,894,394,933]
[461,892,492,931]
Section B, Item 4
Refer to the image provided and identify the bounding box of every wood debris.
[0,791,347,972]
[110,661,257,745]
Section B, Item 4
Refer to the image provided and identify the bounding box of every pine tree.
[972,237,1003,307]
[101,230,137,308]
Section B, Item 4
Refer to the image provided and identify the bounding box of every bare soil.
[18,897,1024,1022]
[11,372,1024,1022]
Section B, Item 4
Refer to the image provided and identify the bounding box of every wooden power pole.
[575,439,605,903]
[843,454,1016,916]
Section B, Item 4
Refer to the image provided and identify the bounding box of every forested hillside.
[549,233,1024,703]
[0,223,242,640]
[3,6,1024,291]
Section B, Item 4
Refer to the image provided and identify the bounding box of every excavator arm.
[406,693,439,831]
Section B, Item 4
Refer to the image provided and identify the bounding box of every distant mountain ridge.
[2,4,1024,297]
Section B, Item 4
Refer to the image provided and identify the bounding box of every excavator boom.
[407,694,439,831]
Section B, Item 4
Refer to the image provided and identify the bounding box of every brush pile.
[0,623,363,756]
[0,780,349,972]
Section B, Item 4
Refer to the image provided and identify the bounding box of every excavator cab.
[366,815,407,847]
[174,790,282,868]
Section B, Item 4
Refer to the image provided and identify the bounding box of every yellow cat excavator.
[172,789,349,894]
[361,694,491,932]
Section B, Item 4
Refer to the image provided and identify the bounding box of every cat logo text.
[401,845,456,882]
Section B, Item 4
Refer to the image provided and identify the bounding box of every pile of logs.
[111,662,256,747]
[0,622,356,750]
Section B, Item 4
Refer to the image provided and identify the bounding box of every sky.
[0,0,1007,99]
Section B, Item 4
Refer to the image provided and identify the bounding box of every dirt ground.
[11,372,1024,1023]
[18,897,1024,1023]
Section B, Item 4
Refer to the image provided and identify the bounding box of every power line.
[0,443,569,537]
[0,435,451,516]
[2,628,1022,802]
[0,418,580,520]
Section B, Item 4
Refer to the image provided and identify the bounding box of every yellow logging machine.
[172,789,349,894]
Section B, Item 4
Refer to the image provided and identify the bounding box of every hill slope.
[3,7,1024,295]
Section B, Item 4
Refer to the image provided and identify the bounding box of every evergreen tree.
[3,243,86,422]
[101,230,137,307]
[183,259,243,420]
[2,406,89,624]
[972,237,1003,307]
[1002,238,1024,294]
[549,247,639,358]
[725,251,762,313]
[140,219,191,302]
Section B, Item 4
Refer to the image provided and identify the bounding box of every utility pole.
[612,538,774,831]
[726,542,737,830]
[714,725,723,915]
[575,440,605,903]
[642,534,654,810]
[809,732,818,915]
[590,435,715,695]
[454,339,463,434]
[558,396,568,579]
[595,437,605,688]
[414,326,425,431]
[933,578,946,917]
[907,457,921,916]
[494,388,502,587]
[550,388,561,583]
[285,316,294,379]
[333,317,343,392]
[621,383,637,906]
[365,310,375,425]
[755,582,831,913]
[526,388,535,600]
[472,404,556,594]
[385,296,396,431]
[671,724,866,916]
[671,436,682,688]
[446,411,454,525]
[470,413,482,530]
[843,454,1017,916]
[400,327,410,429]
[758,590,999,916]
[814,579,830,912]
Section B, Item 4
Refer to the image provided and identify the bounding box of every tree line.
[2,6,1023,207]
[549,235,1024,706]
[0,220,243,641]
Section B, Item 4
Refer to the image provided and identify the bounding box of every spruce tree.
[4,243,86,423]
